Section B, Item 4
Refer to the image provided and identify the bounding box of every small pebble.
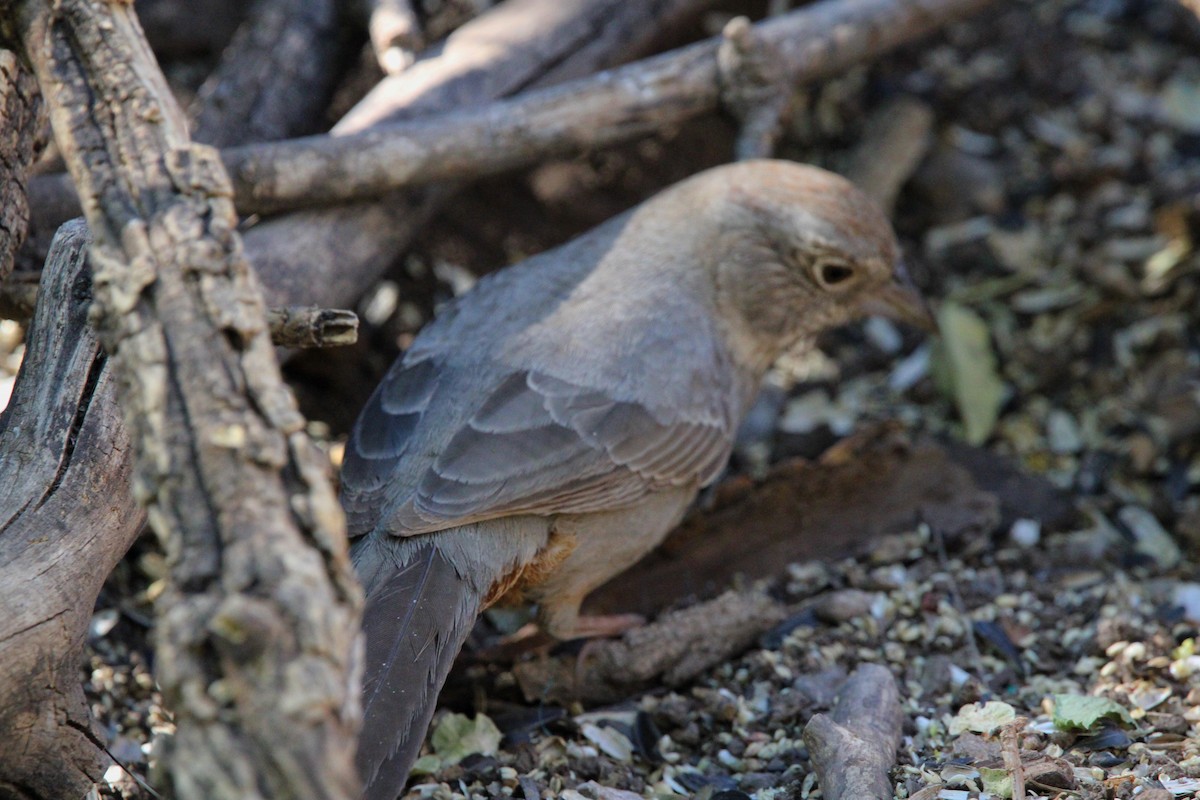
[1009,518,1041,548]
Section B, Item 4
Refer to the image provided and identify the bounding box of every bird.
[340,159,932,800]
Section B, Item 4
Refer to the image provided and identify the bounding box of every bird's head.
[679,160,933,365]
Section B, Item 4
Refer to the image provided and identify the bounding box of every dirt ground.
[5,0,1196,797]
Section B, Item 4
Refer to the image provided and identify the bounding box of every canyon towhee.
[341,159,932,799]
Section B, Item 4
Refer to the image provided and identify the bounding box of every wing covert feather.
[346,358,735,537]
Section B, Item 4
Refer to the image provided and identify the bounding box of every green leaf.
[1051,694,1134,731]
[409,755,443,776]
[429,712,503,764]
[932,301,1006,444]
[980,766,1014,798]
[948,700,1016,735]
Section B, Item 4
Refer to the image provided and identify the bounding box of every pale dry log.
[242,0,723,310]
[368,0,423,74]
[5,2,362,799]
[0,49,45,279]
[803,664,904,800]
[188,0,343,148]
[0,221,142,800]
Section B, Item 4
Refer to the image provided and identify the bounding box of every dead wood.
[514,589,788,706]
[28,0,997,227]
[4,2,362,799]
[230,0,993,216]
[267,306,359,349]
[247,0,724,311]
[21,0,726,307]
[367,0,423,74]
[187,0,343,148]
[0,220,142,800]
[803,663,904,800]
[0,49,44,280]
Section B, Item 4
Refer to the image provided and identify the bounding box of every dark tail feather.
[353,537,486,800]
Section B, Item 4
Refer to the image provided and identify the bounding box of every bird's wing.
[341,356,733,537]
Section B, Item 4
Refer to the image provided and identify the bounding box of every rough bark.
[803,664,904,800]
[187,0,343,148]
[4,2,362,799]
[0,221,141,800]
[0,48,44,279]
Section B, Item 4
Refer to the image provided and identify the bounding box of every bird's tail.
[352,526,542,800]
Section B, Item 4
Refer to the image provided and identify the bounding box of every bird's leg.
[717,16,793,160]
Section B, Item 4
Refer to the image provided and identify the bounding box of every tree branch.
[5,2,362,799]
[28,0,995,223]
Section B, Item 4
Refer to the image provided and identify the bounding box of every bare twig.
[368,0,424,74]
[1001,717,1030,800]
[5,2,362,799]
[267,305,359,348]
[514,588,786,705]
[803,664,904,800]
[1,272,359,348]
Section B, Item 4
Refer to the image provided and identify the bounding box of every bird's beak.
[860,261,937,334]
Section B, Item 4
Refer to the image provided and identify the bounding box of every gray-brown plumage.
[341,159,931,800]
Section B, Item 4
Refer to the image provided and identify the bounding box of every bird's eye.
[813,259,856,290]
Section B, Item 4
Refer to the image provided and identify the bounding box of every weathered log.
[4,2,362,799]
[187,0,343,148]
[804,664,904,800]
[0,221,141,800]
